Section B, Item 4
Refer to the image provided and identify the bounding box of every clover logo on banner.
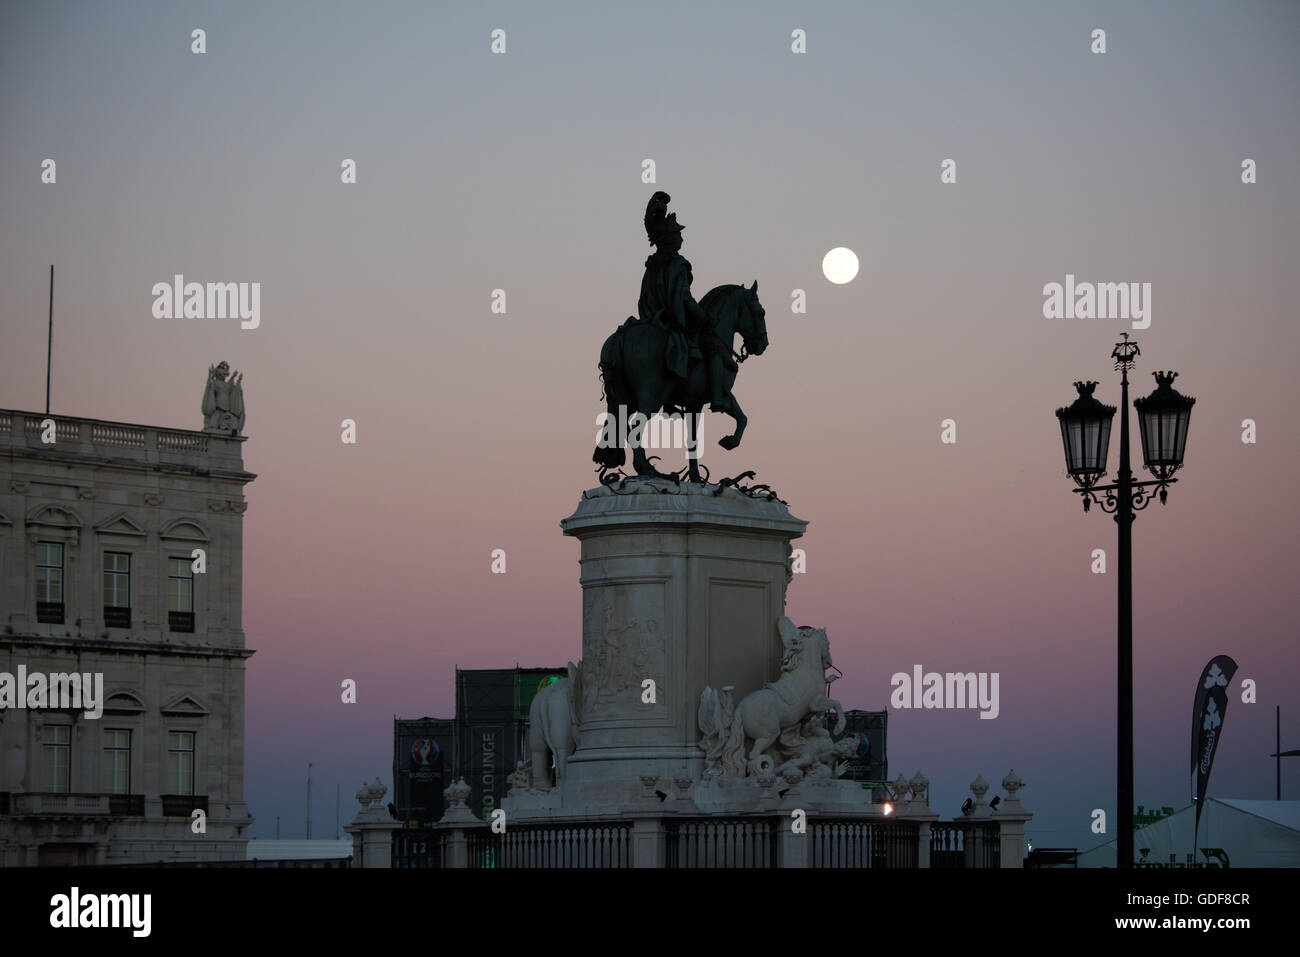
[1203,699,1221,732]
[1204,663,1228,690]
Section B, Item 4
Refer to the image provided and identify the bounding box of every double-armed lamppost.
[1055,333,1196,869]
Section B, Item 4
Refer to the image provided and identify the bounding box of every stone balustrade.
[11,792,112,816]
[0,411,246,472]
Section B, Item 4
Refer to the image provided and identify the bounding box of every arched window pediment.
[159,518,211,543]
[104,690,147,714]
[25,504,84,530]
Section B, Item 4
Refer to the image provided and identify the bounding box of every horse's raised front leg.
[718,395,747,450]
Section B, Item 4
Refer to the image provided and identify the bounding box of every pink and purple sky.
[2,1,1298,849]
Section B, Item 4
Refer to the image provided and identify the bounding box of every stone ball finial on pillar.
[892,774,911,804]
[444,778,471,809]
[968,774,994,818]
[909,771,929,806]
[1000,769,1025,810]
[438,778,482,826]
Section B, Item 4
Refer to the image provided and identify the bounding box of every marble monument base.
[506,475,843,818]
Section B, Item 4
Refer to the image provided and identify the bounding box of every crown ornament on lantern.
[1059,380,1115,419]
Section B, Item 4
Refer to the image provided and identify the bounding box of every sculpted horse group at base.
[700,616,850,783]
[519,618,851,793]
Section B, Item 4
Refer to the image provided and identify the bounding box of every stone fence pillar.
[630,817,666,867]
[777,819,809,868]
[433,778,486,868]
[892,771,938,868]
[344,777,398,868]
[992,770,1032,869]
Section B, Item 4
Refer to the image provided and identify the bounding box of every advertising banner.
[1191,655,1238,847]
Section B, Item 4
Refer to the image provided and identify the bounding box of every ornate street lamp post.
[1055,334,1195,869]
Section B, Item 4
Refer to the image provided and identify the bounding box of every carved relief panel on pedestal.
[581,582,666,718]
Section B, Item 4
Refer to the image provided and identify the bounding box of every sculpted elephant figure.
[528,661,583,789]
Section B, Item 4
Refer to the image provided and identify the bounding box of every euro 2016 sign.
[410,738,439,783]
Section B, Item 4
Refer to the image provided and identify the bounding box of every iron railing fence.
[665,816,779,868]
[930,821,1000,868]
[809,818,919,868]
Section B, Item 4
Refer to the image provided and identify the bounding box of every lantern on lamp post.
[1054,334,1194,869]
[1134,371,1196,500]
[1056,381,1117,496]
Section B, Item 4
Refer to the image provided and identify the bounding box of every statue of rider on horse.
[594,192,769,482]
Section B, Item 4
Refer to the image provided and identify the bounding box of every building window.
[167,731,195,795]
[36,541,65,624]
[43,725,71,792]
[167,557,195,633]
[103,551,131,628]
[102,729,131,794]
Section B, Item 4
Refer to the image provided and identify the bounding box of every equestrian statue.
[593,192,768,482]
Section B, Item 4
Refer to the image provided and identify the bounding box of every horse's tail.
[593,322,632,468]
[721,701,748,776]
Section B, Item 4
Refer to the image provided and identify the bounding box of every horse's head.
[740,280,768,358]
[699,281,768,359]
[777,617,831,672]
[802,628,832,671]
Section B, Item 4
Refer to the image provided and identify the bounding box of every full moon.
[822,247,859,284]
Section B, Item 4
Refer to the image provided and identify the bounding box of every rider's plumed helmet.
[644,191,685,247]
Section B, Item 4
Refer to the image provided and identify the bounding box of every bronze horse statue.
[593,281,768,482]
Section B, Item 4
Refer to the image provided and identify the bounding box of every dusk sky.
[2,0,1298,850]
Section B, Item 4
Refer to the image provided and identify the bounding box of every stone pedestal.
[345,812,397,868]
[555,477,805,810]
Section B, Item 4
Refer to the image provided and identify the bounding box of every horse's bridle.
[730,292,764,364]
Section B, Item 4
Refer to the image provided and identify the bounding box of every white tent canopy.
[1078,798,1300,868]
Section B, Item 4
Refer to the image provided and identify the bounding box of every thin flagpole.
[46,265,53,414]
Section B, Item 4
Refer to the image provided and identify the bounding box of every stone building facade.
[0,404,255,865]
